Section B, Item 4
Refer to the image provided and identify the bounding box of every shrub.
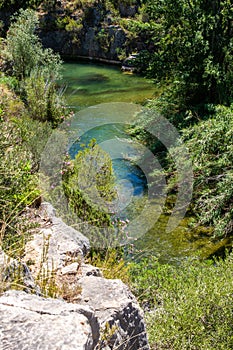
[87,247,131,284]
[24,71,66,127]
[129,254,233,349]
[0,117,40,255]
[182,105,233,237]
[62,140,116,230]
[0,81,52,256]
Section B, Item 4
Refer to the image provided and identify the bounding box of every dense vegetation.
[135,1,233,106]
[0,2,232,349]
[0,9,63,257]
[123,2,233,348]
[130,254,233,349]
[126,0,233,240]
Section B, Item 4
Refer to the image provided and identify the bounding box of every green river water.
[62,62,228,264]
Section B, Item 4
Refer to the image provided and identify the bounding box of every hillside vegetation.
[0,3,232,350]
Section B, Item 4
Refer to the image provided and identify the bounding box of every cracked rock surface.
[0,290,99,350]
[0,203,150,350]
[79,276,149,350]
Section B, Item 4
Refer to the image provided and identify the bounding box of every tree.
[137,0,233,109]
[3,8,61,81]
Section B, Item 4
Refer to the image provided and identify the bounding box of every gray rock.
[118,2,139,17]
[0,290,99,350]
[60,262,79,275]
[0,249,11,269]
[24,202,90,276]
[0,277,150,350]
[20,202,150,349]
[80,263,102,277]
[0,249,40,295]
[79,276,150,350]
[41,202,90,256]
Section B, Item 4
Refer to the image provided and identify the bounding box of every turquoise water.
[62,62,228,263]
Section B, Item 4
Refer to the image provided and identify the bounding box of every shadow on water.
[61,62,157,108]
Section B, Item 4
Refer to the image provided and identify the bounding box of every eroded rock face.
[37,1,130,62]
[40,24,126,63]
[0,290,99,350]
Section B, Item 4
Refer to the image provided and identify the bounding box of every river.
[61,61,227,264]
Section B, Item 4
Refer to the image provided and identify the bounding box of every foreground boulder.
[2,202,150,349]
[0,281,149,350]
[0,290,99,350]
[79,276,149,350]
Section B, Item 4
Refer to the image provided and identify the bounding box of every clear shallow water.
[62,62,156,109]
[62,62,228,264]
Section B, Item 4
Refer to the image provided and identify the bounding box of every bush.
[1,9,66,126]
[129,254,233,349]
[62,140,116,230]
[182,105,233,237]
[0,82,52,256]
[0,117,40,255]
[24,71,66,127]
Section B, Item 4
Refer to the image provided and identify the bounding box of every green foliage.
[88,247,132,284]
[96,28,111,52]
[0,75,18,91]
[136,0,233,109]
[0,82,25,120]
[0,0,43,11]
[3,9,62,81]
[0,117,40,254]
[62,140,116,229]
[24,71,66,127]
[1,9,65,126]
[137,104,232,238]
[182,105,233,237]
[130,254,233,349]
[12,114,53,172]
[56,16,83,32]
[56,140,121,248]
[0,82,52,256]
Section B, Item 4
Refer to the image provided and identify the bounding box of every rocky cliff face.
[37,1,141,63]
[0,1,144,63]
[0,202,150,349]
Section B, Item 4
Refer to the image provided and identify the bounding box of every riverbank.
[0,5,232,349]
